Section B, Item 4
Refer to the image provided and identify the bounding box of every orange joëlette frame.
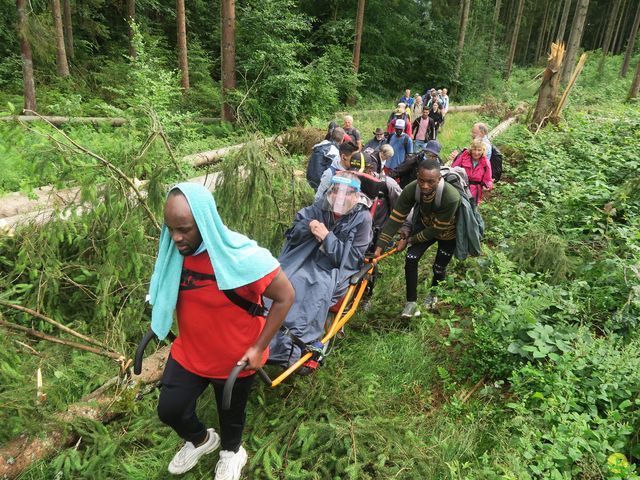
[269,247,397,387]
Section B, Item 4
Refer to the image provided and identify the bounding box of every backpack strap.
[222,289,267,317]
[355,152,365,173]
[435,178,445,209]
[181,267,267,317]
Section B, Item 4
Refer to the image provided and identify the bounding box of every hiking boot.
[215,445,248,480]
[401,301,421,318]
[423,294,438,310]
[168,428,220,475]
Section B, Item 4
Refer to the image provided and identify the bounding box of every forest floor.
[1,55,640,479]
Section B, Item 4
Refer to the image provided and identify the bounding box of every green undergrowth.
[5,59,640,479]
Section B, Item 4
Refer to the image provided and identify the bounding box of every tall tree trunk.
[221,0,236,122]
[504,0,525,79]
[352,0,366,74]
[560,0,589,84]
[453,0,471,93]
[615,0,632,54]
[534,0,550,63]
[16,0,36,112]
[522,18,533,64]
[628,57,640,100]
[51,0,70,76]
[504,0,515,45]
[487,0,502,63]
[598,0,621,73]
[611,0,627,55]
[176,0,189,92]
[62,0,73,59]
[127,0,136,59]
[621,1,640,77]
[545,0,561,57]
[556,0,572,43]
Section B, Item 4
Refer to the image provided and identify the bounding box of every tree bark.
[127,0,136,59]
[556,0,572,43]
[176,0,189,92]
[62,0,73,59]
[0,345,170,480]
[560,0,589,84]
[352,0,366,73]
[598,0,621,72]
[544,0,562,58]
[487,0,502,63]
[611,0,627,55]
[534,0,550,63]
[16,0,37,112]
[51,0,70,76]
[531,42,565,129]
[629,57,640,100]
[453,0,471,92]
[620,2,640,77]
[221,0,236,122]
[504,0,525,79]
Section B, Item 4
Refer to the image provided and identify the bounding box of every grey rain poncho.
[268,201,372,366]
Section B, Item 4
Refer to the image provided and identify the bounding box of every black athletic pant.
[157,354,254,452]
[405,238,456,302]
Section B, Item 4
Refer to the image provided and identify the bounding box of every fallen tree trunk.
[335,104,482,116]
[0,106,486,230]
[0,116,221,126]
[0,174,219,233]
[0,345,170,479]
[488,103,528,139]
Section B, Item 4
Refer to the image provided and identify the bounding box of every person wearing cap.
[150,183,295,479]
[342,115,361,150]
[385,119,413,176]
[412,107,435,152]
[364,127,387,152]
[268,171,373,371]
[387,104,412,136]
[314,141,360,202]
[393,140,442,189]
[426,89,443,110]
[373,158,461,317]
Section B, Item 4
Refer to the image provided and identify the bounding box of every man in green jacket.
[373,158,460,317]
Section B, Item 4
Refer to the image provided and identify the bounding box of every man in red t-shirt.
[153,186,294,479]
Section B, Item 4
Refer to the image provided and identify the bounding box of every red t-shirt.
[170,251,279,379]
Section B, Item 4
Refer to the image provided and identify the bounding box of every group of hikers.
[146,88,502,479]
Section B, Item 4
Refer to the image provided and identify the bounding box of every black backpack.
[306,142,336,190]
[490,145,503,182]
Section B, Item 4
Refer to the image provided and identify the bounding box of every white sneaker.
[401,301,421,318]
[168,428,220,475]
[215,445,248,480]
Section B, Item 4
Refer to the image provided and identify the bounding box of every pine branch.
[0,300,111,351]
[0,319,124,361]
[22,110,161,231]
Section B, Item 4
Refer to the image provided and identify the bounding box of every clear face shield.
[323,176,361,216]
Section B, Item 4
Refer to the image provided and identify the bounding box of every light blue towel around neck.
[148,182,279,340]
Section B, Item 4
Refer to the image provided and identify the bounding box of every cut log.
[0,345,170,479]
